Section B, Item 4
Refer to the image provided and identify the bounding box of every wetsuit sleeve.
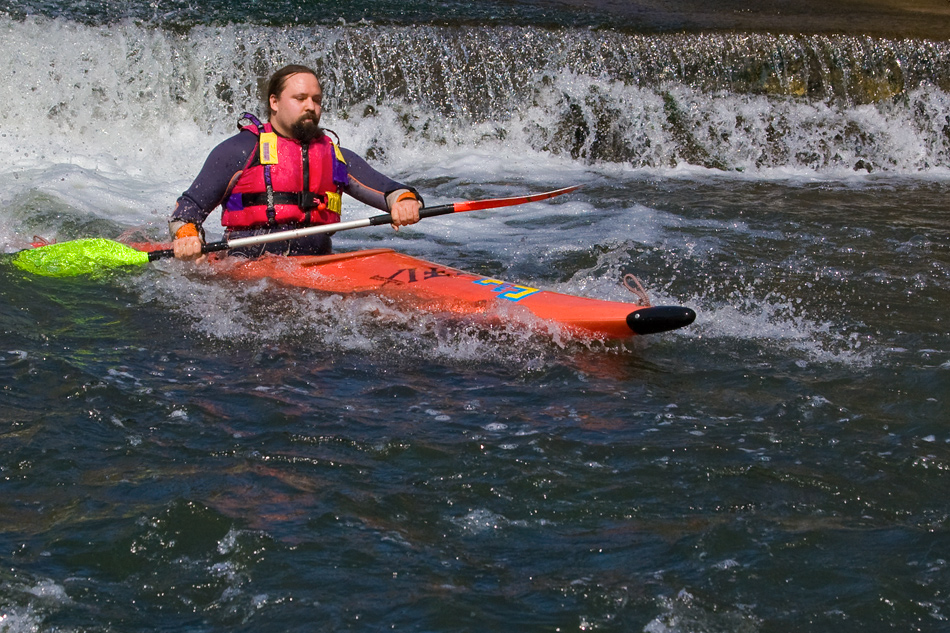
[339,147,421,212]
[170,130,258,226]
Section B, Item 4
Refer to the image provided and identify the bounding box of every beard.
[290,113,324,143]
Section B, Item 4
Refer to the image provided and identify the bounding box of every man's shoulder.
[215,128,258,150]
[206,128,259,163]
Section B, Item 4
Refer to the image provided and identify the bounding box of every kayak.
[156,246,696,339]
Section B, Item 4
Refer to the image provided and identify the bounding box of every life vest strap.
[241,191,327,210]
[262,152,276,226]
[300,143,312,224]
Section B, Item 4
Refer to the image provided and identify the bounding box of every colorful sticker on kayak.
[474,278,540,302]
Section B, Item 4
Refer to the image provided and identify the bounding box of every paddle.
[13,185,580,277]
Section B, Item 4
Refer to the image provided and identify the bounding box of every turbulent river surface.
[1,1,949,631]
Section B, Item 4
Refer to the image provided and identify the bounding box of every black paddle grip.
[148,240,230,261]
[367,203,454,226]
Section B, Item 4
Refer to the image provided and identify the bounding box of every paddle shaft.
[148,203,454,261]
[147,185,579,261]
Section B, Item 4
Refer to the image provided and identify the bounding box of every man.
[169,64,422,260]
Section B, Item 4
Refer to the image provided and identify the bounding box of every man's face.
[269,72,323,141]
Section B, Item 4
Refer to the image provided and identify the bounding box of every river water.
[1,1,949,631]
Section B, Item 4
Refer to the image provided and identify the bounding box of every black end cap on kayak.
[626,306,696,335]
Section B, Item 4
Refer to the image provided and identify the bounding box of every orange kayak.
[202,248,695,339]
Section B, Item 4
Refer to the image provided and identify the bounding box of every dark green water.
[3,177,949,631]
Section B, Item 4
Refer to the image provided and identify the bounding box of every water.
[1,1,949,631]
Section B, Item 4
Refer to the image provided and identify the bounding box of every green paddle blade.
[12,238,151,277]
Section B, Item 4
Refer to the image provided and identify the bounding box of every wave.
[1,15,949,177]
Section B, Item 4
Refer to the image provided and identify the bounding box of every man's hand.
[390,197,421,229]
[173,235,205,261]
[172,223,205,261]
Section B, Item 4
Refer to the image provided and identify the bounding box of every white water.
[1,17,948,183]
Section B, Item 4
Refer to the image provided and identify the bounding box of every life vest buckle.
[297,191,325,210]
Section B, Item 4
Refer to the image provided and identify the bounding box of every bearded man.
[170,64,422,260]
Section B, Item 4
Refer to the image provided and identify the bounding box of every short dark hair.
[266,64,319,118]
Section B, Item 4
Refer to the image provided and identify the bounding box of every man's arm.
[170,131,257,259]
[340,148,422,227]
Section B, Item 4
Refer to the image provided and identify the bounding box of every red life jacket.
[222,114,349,228]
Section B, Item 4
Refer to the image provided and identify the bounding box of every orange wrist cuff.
[396,191,418,203]
[175,223,200,239]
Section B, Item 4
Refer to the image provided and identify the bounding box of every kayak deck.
[213,248,695,339]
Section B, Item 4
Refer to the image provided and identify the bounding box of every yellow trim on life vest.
[260,132,279,165]
[333,143,346,164]
[325,191,342,215]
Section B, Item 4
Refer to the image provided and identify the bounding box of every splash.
[645,590,760,633]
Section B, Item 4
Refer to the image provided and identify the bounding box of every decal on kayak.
[373,267,459,284]
[474,278,541,302]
